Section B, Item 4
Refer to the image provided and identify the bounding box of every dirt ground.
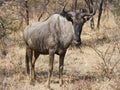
[0,10,120,90]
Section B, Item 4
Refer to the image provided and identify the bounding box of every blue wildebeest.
[23,4,95,89]
[23,14,77,88]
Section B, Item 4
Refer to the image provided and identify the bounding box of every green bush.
[113,0,120,15]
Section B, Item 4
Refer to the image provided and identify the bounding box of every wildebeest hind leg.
[32,50,40,80]
[25,46,31,75]
[26,47,34,84]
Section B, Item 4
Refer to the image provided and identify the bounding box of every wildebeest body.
[24,14,74,55]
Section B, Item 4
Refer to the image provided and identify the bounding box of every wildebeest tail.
[25,48,30,74]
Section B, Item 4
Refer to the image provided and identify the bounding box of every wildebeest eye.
[80,8,84,13]
[79,8,87,13]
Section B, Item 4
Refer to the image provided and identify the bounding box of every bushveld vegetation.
[0,0,120,90]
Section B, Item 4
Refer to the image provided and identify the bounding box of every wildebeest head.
[60,4,96,46]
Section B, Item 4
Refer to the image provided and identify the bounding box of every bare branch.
[25,0,29,25]
[97,0,104,29]
[38,12,44,21]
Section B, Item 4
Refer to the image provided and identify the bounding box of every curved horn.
[81,3,96,17]
[62,2,67,12]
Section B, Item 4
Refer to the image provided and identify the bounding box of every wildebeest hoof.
[59,80,63,87]
[44,82,51,90]
[30,79,36,86]
[44,85,51,90]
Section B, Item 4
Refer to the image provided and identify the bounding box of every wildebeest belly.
[27,37,65,55]
[27,37,48,49]
[33,48,66,55]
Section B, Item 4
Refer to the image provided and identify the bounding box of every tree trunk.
[85,0,94,29]
[97,0,104,29]
[25,0,29,25]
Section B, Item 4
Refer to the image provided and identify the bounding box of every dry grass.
[0,9,120,90]
[0,42,120,90]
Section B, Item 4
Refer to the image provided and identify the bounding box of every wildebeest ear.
[66,14,73,23]
[83,15,91,21]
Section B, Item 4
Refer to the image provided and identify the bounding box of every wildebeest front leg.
[59,52,66,86]
[46,49,54,88]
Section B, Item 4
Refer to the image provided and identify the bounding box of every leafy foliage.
[113,0,120,15]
